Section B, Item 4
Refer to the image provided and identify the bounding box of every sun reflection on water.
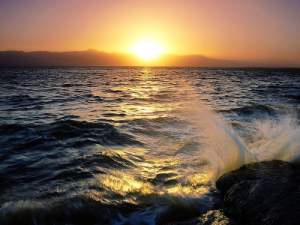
[67,69,215,205]
[70,69,182,122]
[92,151,213,205]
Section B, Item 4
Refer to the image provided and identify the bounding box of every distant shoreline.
[0,50,298,68]
[0,66,299,70]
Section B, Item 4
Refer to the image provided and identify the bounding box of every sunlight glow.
[132,40,164,61]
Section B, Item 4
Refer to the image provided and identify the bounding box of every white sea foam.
[179,99,253,179]
[249,115,300,162]
[178,81,300,180]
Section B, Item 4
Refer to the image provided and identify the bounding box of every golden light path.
[70,69,215,204]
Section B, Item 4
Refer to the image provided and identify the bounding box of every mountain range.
[0,50,248,67]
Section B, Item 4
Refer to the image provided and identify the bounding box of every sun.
[132,40,164,61]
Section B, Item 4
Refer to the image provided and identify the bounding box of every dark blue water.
[0,67,300,225]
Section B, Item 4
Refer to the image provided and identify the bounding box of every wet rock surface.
[216,160,300,225]
[157,210,234,225]
[161,160,300,225]
[198,210,235,225]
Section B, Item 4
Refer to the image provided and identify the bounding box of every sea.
[0,67,300,225]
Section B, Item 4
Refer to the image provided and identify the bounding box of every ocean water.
[0,67,300,224]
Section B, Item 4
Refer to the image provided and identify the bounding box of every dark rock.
[216,160,300,225]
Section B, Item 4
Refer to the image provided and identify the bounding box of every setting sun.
[132,40,165,61]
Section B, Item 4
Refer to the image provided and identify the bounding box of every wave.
[0,196,137,225]
[193,103,300,179]
[174,80,300,181]
[218,103,277,116]
[283,94,300,102]
[190,102,300,178]
[0,119,140,150]
[178,99,253,180]
[0,120,142,192]
[248,116,300,162]
[1,69,300,225]
[0,190,219,225]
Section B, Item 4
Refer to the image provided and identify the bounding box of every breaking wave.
[1,67,300,225]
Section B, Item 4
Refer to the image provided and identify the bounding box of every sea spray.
[179,97,300,180]
[178,99,254,180]
[177,79,300,180]
[249,115,300,162]
[167,78,253,181]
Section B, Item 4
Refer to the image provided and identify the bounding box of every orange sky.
[1,0,300,66]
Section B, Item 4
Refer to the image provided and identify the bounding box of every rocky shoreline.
[161,160,300,225]
[1,160,299,225]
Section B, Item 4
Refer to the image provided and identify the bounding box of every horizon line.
[0,65,299,69]
[1,50,299,68]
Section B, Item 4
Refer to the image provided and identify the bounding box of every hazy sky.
[1,0,299,65]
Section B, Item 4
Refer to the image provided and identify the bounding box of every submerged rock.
[158,210,234,225]
[198,210,235,225]
[216,160,300,225]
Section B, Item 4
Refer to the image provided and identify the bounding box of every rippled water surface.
[0,67,300,224]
